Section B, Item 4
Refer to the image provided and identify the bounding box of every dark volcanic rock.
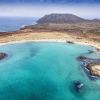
[77,56,89,62]
[77,56,100,64]
[0,52,7,60]
[66,41,74,44]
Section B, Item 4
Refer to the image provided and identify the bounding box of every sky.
[0,0,100,4]
[0,0,100,19]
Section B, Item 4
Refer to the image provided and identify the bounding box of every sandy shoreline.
[0,31,100,51]
[0,39,66,46]
[0,39,100,51]
[0,38,100,78]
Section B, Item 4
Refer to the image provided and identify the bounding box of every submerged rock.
[88,50,94,54]
[0,52,7,60]
[73,81,84,93]
[96,48,100,52]
[70,80,85,96]
[77,56,88,61]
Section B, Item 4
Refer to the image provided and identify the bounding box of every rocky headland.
[77,56,100,79]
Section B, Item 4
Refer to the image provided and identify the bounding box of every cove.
[0,42,100,100]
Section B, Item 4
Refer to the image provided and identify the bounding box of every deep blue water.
[0,17,38,32]
[0,42,100,100]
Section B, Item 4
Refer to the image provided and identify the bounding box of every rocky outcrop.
[77,56,100,79]
[87,64,100,77]
[0,52,7,60]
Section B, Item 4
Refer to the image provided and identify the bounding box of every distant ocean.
[0,17,38,32]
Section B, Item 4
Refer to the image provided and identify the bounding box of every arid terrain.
[0,14,100,44]
[0,22,100,45]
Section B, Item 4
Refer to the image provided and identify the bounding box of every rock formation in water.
[73,81,84,93]
[66,41,74,44]
[77,56,100,79]
[0,52,7,60]
[70,80,85,95]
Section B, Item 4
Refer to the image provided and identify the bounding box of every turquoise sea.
[0,42,100,100]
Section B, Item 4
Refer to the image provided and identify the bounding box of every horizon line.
[0,4,100,19]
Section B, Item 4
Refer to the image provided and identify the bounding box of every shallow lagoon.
[0,42,100,100]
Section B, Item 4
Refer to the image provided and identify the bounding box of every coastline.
[0,38,100,51]
[0,39,66,46]
[0,38,100,79]
[0,31,100,79]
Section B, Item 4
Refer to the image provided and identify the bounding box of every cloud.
[0,4,100,19]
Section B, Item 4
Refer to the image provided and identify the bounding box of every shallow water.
[0,42,100,100]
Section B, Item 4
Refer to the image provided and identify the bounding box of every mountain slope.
[37,14,87,24]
